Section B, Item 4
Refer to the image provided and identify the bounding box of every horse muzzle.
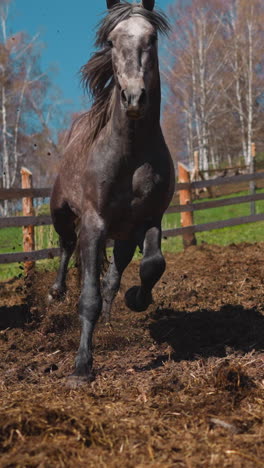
[126,107,145,120]
[121,88,147,119]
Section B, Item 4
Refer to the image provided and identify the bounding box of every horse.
[49,0,175,384]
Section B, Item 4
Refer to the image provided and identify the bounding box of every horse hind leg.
[48,203,77,302]
[125,223,165,312]
[101,239,137,323]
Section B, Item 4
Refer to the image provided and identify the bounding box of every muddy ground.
[0,243,263,467]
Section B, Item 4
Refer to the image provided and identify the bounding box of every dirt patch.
[0,243,263,467]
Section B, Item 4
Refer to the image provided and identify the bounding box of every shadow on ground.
[0,304,29,329]
[149,305,264,363]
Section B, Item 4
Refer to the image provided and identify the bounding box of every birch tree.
[223,0,264,165]
[0,0,63,214]
[162,0,231,172]
[162,0,264,172]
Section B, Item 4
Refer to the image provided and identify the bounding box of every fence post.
[20,167,35,274]
[178,162,197,249]
[250,142,256,216]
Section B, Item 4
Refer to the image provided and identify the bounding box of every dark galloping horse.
[49,0,175,384]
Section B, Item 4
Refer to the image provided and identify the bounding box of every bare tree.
[0,0,66,214]
[162,0,264,172]
[162,0,232,172]
[223,0,264,165]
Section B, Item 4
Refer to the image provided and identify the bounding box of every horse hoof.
[47,285,66,304]
[100,311,111,325]
[66,371,95,388]
[125,286,152,312]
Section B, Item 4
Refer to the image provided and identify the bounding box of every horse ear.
[107,0,120,9]
[141,0,155,11]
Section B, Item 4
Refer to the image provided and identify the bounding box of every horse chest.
[106,163,165,237]
[131,163,162,205]
[111,163,163,207]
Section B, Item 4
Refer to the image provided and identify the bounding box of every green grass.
[0,211,59,281]
[161,188,264,253]
[1,189,264,280]
[0,226,24,280]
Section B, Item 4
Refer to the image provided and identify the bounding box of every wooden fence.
[1,167,264,265]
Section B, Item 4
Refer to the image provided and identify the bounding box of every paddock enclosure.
[0,243,263,467]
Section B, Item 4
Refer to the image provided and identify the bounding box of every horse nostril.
[121,88,146,111]
[139,89,146,106]
[121,89,128,104]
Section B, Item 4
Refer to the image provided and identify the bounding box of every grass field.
[161,188,264,253]
[0,222,59,281]
[1,189,264,280]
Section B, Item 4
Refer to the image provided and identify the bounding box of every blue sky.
[9,0,173,116]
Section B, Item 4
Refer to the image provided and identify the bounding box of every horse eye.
[149,36,157,46]
[107,40,113,48]
[143,36,157,52]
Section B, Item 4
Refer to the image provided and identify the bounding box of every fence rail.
[0,248,60,265]
[174,171,264,191]
[0,215,52,228]
[163,213,264,237]
[166,192,264,214]
[0,188,51,201]
[1,171,263,201]
[1,169,264,265]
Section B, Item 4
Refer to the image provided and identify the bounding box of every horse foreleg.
[69,210,105,384]
[125,223,165,312]
[101,239,137,323]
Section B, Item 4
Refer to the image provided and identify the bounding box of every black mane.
[96,2,170,47]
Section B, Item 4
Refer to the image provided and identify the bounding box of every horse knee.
[79,293,102,324]
[140,253,166,289]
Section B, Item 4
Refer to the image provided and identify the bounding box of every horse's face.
[108,16,158,119]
